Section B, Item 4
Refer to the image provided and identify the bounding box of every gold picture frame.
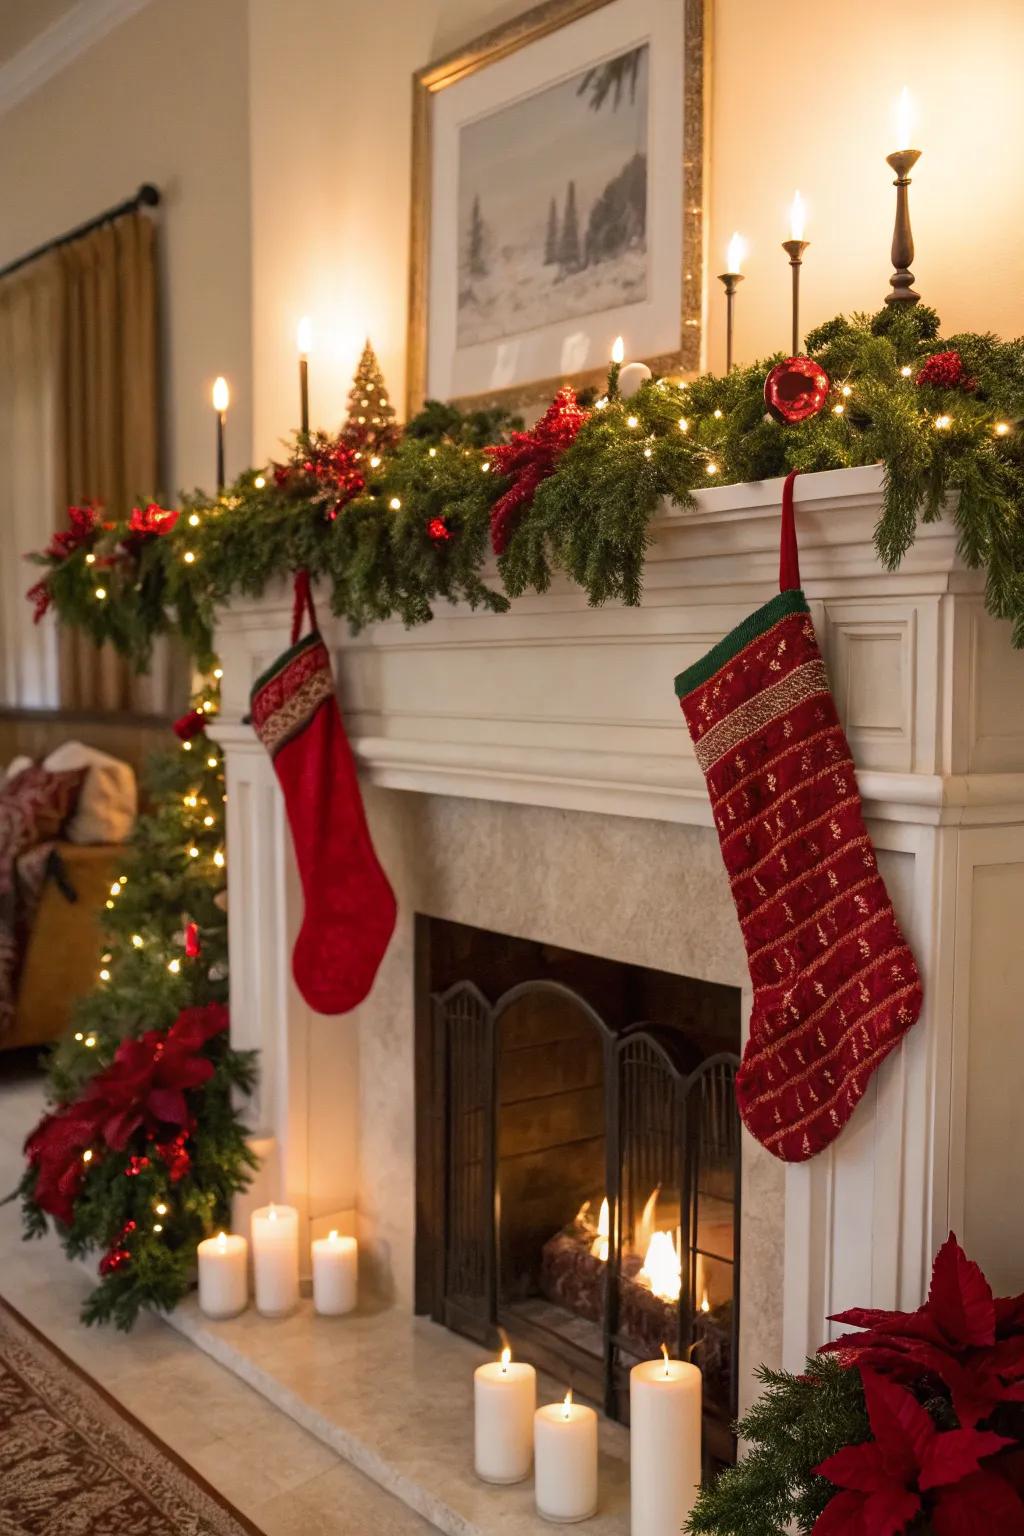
[407,0,709,417]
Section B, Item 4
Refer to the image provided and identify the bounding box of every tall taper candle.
[885,88,922,307]
[212,376,229,491]
[781,191,809,355]
[297,316,313,434]
[630,1349,702,1535]
[717,233,746,372]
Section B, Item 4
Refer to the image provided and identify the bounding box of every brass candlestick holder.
[781,239,809,355]
[885,148,921,306]
[718,272,744,371]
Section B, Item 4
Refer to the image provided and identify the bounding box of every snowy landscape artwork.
[456,44,649,349]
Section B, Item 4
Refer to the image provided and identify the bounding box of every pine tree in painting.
[340,340,400,456]
[544,196,559,265]
[467,193,488,278]
[558,180,581,272]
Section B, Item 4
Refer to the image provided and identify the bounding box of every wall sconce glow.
[296,316,314,357]
[789,191,806,242]
[726,231,746,275]
[212,376,230,413]
[611,336,625,365]
[895,86,916,151]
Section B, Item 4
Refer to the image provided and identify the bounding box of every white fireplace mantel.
[211,464,1024,1384]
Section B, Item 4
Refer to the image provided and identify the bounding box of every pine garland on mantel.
[26,304,1024,671]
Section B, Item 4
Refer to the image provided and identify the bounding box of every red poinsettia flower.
[83,1003,229,1149]
[821,1234,1024,1427]
[128,503,179,536]
[487,386,590,555]
[23,1102,105,1225]
[813,1368,1023,1535]
[44,504,100,560]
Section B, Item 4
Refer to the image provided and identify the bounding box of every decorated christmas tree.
[11,693,257,1330]
[340,340,401,457]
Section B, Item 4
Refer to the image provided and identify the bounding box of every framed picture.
[408,0,707,416]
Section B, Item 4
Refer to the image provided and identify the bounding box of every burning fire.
[701,1289,710,1314]
[561,1389,573,1420]
[590,1198,610,1263]
[638,1229,682,1303]
[500,1345,511,1373]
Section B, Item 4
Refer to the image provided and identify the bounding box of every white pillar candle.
[474,1348,537,1484]
[197,1231,248,1319]
[312,1229,358,1316]
[630,1352,702,1535]
[618,361,653,399]
[250,1203,300,1316]
[534,1391,598,1524]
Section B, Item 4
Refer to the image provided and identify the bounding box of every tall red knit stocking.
[674,472,923,1161]
[250,573,396,1015]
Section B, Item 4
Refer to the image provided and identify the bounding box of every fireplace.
[415,917,742,1469]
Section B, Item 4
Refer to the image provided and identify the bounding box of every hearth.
[415,918,742,1469]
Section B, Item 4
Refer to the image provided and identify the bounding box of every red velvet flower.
[487,387,590,555]
[84,1003,229,1150]
[813,1368,1023,1535]
[23,1103,105,1225]
[821,1234,1024,1427]
[915,350,977,392]
[173,707,206,742]
[128,503,180,536]
[45,504,100,560]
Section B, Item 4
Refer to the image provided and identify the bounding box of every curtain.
[0,254,63,708]
[0,210,179,715]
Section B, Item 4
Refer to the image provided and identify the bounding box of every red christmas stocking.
[674,472,922,1162]
[250,573,396,1014]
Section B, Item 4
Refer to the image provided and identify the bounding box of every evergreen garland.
[25,305,1024,669]
[8,709,258,1330]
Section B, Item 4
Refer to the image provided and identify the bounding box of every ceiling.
[0,0,80,68]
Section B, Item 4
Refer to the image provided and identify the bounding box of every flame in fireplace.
[701,1288,711,1314]
[590,1197,610,1262]
[637,1186,661,1255]
[638,1229,682,1302]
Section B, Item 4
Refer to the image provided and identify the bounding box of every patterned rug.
[0,1296,263,1535]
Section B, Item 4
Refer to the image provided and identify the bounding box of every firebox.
[414,917,742,1470]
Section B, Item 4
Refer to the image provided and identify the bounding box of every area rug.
[0,1296,264,1535]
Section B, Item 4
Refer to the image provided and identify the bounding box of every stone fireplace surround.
[208,465,1024,1456]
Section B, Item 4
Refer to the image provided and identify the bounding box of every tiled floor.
[0,1052,435,1535]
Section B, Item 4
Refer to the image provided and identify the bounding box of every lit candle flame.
[789,191,806,242]
[328,1228,339,1242]
[701,1289,711,1314]
[726,231,745,276]
[212,376,230,413]
[661,1342,671,1376]
[611,336,625,365]
[217,1231,227,1250]
[268,1203,277,1222]
[561,1389,573,1420]
[590,1197,610,1262]
[297,316,314,357]
[500,1346,511,1374]
[895,86,916,151]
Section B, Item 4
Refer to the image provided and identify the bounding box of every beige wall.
[248,0,1024,459]
[0,0,252,498]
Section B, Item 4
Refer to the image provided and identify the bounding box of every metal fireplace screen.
[415,918,741,1471]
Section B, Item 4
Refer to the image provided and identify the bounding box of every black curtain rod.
[0,182,160,282]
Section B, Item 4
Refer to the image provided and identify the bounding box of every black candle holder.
[717,272,744,372]
[885,148,922,307]
[781,239,809,355]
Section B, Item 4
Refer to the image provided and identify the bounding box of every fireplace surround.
[211,465,1024,1459]
[416,918,741,1466]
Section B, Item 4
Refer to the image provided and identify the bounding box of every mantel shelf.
[211,465,1024,827]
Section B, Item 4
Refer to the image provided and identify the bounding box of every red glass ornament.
[427,517,453,543]
[764,356,831,425]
